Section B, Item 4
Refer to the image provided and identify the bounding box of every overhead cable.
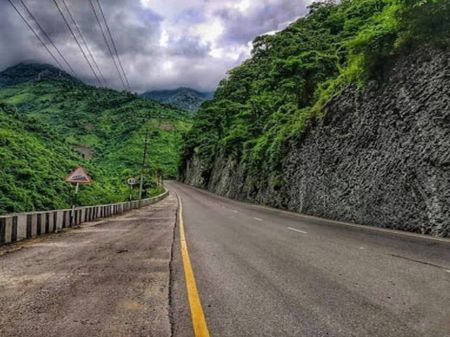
[61,0,107,86]
[18,0,77,76]
[96,0,131,90]
[52,0,102,86]
[89,0,127,90]
[8,0,66,71]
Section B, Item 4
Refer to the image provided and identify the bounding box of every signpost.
[127,177,137,202]
[65,166,92,225]
[65,166,92,184]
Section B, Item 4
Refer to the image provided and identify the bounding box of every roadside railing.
[0,189,169,247]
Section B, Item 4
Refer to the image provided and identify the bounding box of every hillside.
[0,103,118,213]
[181,0,450,236]
[141,87,214,112]
[0,63,191,214]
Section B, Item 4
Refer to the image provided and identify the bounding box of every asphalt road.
[168,181,450,337]
[0,194,177,337]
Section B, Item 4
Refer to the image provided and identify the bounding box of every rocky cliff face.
[182,47,450,237]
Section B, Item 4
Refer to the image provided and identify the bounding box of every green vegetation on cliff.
[183,0,449,181]
[0,64,191,214]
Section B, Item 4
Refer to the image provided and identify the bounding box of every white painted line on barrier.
[288,227,307,234]
[253,217,263,221]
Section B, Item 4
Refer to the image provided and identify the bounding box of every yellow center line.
[176,194,211,337]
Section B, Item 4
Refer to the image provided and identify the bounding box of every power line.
[88,0,127,90]
[52,0,102,86]
[7,0,66,71]
[61,0,107,86]
[18,0,77,76]
[96,0,131,91]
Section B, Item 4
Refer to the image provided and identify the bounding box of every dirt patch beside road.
[0,193,178,337]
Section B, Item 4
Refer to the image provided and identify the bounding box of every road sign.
[65,166,92,184]
[127,177,137,186]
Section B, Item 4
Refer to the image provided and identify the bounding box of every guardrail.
[0,190,169,247]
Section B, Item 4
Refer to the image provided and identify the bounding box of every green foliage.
[0,75,191,214]
[394,0,450,47]
[141,88,214,113]
[184,0,448,184]
[0,103,108,213]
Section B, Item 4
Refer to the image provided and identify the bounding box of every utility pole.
[138,129,149,202]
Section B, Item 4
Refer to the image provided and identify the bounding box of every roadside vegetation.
[183,0,449,181]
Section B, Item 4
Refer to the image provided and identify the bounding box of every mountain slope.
[0,103,119,213]
[141,87,213,112]
[0,64,191,214]
[180,0,450,236]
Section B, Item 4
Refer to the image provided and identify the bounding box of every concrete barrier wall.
[0,190,169,247]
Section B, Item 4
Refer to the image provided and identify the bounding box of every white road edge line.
[179,183,450,244]
[253,217,263,221]
[288,227,308,234]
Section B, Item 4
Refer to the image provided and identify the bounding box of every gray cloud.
[166,36,210,57]
[0,0,312,92]
[217,1,306,44]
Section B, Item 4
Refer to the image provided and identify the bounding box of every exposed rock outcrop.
[182,47,450,237]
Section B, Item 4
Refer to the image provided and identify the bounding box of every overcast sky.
[0,0,312,92]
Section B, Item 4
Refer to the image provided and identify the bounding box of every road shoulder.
[0,193,178,337]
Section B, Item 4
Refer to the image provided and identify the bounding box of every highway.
[1,182,449,337]
[168,181,450,337]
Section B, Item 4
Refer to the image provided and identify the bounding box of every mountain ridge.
[0,62,78,88]
[141,87,214,112]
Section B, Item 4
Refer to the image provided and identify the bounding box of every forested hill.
[141,87,214,112]
[0,62,77,88]
[0,63,191,214]
[181,0,450,236]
